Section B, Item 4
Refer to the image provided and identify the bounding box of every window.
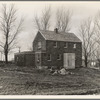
[16,57,18,61]
[73,44,76,48]
[64,42,68,48]
[47,54,51,61]
[38,42,41,49]
[57,54,61,60]
[54,42,57,48]
[37,54,40,62]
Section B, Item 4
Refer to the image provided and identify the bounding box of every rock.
[59,68,67,75]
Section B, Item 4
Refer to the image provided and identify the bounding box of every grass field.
[0,65,100,95]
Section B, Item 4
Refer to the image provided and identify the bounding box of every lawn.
[0,65,100,95]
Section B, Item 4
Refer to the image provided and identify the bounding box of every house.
[33,28,82,69]
[82,59,100,68]
[15,28,82,69]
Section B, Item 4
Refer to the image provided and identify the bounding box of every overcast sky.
[0,1,100,60]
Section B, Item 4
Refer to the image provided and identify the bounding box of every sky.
[0,1,100,60]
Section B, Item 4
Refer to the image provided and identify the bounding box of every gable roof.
[39,30,81,42]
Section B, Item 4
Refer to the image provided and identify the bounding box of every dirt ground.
[0,65,100,95]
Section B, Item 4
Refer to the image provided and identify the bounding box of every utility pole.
[18,47,21,53]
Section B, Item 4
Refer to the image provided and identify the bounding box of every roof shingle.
[39,30,81,42]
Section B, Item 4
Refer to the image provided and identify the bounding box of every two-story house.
[15,28,82,69]
[33,28,82,69]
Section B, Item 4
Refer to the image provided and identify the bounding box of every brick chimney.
[54,28,58,33]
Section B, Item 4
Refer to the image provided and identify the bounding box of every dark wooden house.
[15,28,82,69]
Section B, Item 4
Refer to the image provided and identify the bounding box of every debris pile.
[49,67,74,75]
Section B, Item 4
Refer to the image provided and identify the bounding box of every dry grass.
[0,65,100,95]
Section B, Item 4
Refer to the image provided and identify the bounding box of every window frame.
[57,54,61,60]
[73,43,76,48]
[53,41,57,48]
[37,54,40,62]
[47,54,51,61]
[38,41,42,49]
[16,57,18,61]
[64,42,68,48]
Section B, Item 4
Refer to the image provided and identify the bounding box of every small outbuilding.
[14,51,35,66]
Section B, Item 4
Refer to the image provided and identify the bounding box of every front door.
[64,53,75,69]
[35,53,41,69]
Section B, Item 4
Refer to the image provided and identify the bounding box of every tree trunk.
[5,50,8,64]
[4,43,8,64]
[85,56,88,67]
[98,59,100,66]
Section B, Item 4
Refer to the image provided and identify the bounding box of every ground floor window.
[47,54,51,61]
[57,54,61,60]
[16,56,18,61]
[37,54,40,62]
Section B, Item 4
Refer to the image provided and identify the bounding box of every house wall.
[15,53,35,66]
[25,54,35,66]
[41,40,82,68]
[33,32,46,52]
[15,54,25,66]
[32,31,82,69]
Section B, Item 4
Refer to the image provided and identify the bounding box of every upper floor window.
[16,57,18,61]
[47,54,51,61]
[57,54,61,60]
[73,44,76,48]
[54,42,57,48]
[64,42,68,48]
[38,41,41,49]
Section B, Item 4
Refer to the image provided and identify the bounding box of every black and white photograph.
[0,1,100,95]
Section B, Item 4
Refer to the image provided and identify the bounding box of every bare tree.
[91,11,100,66]
[81,11,100,67]
[33,6,51,30]
[79,17,97,67]
[56,8,72,32]
[92,46,100,66]
[94,11,100,46]
[0,4,24,64]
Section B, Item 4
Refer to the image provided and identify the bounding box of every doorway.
[64,53,75,69]
[35,52,41,69]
